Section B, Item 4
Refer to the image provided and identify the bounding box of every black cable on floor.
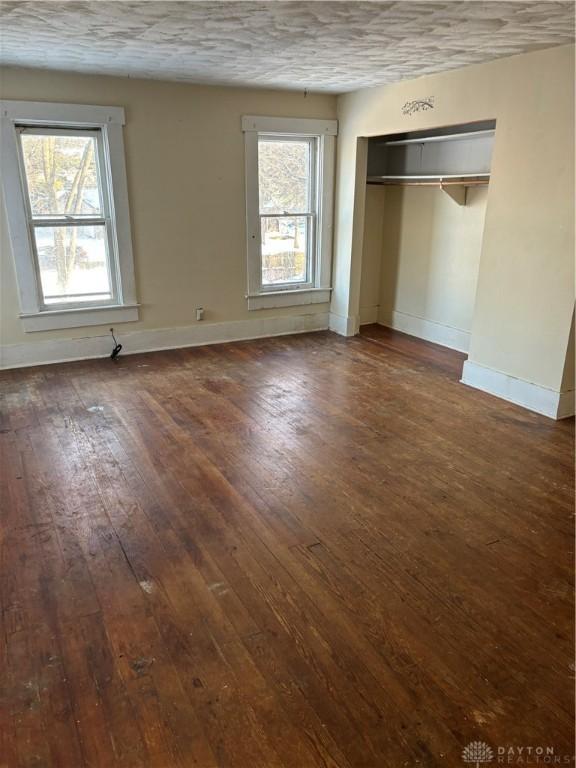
[110,328,122,360]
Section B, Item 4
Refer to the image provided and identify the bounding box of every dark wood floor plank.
[95,415,357,768]
[1,328,573,767]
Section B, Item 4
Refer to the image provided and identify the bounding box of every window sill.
[20,304,140,332]
[247,288,332,311]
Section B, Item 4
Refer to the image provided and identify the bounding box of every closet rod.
[367,172,490,180]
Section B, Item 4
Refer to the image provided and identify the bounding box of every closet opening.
[358,120,496,361]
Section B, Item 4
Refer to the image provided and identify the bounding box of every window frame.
[16,125,119,311]
[258,133,317,291]
[1,100,138,331]
[243,115,337,311]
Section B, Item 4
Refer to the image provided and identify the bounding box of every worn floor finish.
[0,327,573,768]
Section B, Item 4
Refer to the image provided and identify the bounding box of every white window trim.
[242,115,337,311]
[1,100,138,332]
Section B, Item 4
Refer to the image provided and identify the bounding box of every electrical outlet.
[196,307,204,321]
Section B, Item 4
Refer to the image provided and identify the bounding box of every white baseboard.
[0,311,330,370]
[461,360,574,420]
[329,312,358,337]
[557,389,576,419]
[359,305,379,325]
[378,309,470,353]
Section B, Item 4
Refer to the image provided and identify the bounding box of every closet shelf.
[366,174,489,186]
[378,129,495,147]
[366,174,489,206]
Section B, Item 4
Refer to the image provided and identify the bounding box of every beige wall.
[335,45,575,394]
[561,311,575,392]
[0,68,336,349]
[360,184,488,350]
[359,185,386,322]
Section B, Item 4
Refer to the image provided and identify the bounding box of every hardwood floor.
[1,326,573,768]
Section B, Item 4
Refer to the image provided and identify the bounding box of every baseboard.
[359,305,379,325]
[329,312,358,337]
[461,360,574,420]
[554,389,575,420]
[0,311,330,370]
[378,310,470,353]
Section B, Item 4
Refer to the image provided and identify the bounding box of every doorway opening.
[358,120,496,359]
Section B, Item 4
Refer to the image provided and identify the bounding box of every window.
[243,116,337,310]
[1,101,138,331]
[19,128,116,308]
[259,136,315,287]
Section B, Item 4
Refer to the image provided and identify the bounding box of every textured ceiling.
[0,1,574,94]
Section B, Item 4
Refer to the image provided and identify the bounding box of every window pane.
[261,216,309,285]
[258,139,311,215]
[21,133,102,217]
[34,225,112,304]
